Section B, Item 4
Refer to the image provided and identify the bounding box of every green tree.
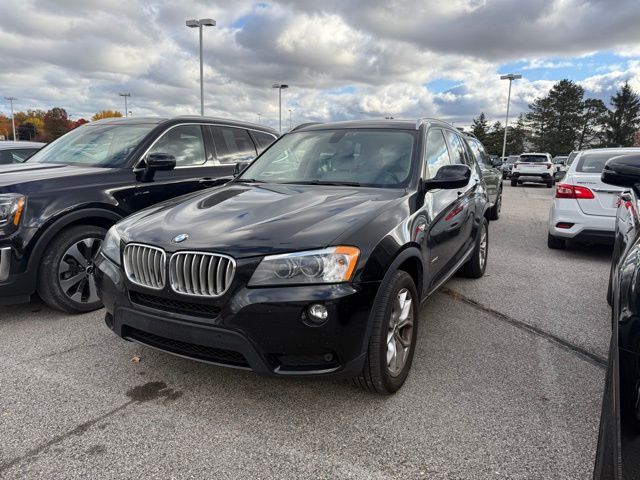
[606,82,640,147]
[471,112,489,144]
[483,121,504,156]
[578,98,609,150]
[506,114,527,155]
[43,107,71,141]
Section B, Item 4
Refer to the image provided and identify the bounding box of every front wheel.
[459,218,489,278]
[354,270,419,394]
[37,225,107,313]
[510,179,517,187]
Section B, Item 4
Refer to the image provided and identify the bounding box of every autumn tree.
[91,110,123,121]
[0,114,12,140]
[606,82,640,147]
[71,118,89,129]
[43,107,71,141]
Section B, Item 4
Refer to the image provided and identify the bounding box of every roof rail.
[462,131,477,139]
[415,117,454,130]
[291,122,323,132]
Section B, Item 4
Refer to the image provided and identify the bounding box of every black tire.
[353,270,419,394]
[546,180,553,188]
[547,233,565,249]
[489,190,502,220]
[510,179,517,187]
[459,218,489,278]
[37,225,107,313]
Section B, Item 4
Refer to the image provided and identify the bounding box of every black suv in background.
[96,118,491,394]
[0,116,277,312]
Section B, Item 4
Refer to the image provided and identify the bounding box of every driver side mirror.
[602,154,640,189]
[423,164,471,191]
[233,161,251,177]
[136,153,176,182]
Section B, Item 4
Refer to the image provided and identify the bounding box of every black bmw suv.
[0,116,277,312]
[96,119,490,393]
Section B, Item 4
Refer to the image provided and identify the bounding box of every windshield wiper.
[281,180,362,187]
[235,178,268,183]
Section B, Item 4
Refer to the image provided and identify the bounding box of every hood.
[119,183,404,258]
[0,163,112,189]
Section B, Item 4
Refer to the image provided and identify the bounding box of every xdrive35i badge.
[172,233,189,243]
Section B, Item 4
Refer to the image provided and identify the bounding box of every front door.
[132,124,236,211]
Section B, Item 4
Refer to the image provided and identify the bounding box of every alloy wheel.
[479,224,488,271]
[386,288,414,377]
[57,237,102,304]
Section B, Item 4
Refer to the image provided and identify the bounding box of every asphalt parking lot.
[0,183,611,480]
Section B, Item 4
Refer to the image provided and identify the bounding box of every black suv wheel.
[38,225,106,313]
[354,270,419,394]
[460,218,489,278]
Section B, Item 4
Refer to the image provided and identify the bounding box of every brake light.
[555,183,595,199]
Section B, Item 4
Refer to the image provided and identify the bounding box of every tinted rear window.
[520,155,547,163]
[576,152,635,173]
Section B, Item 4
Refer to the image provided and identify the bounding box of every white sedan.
[548,147,640,249]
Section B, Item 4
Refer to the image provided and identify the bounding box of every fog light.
[307,304,328,324]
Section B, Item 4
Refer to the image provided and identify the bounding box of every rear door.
[571,152,626,217]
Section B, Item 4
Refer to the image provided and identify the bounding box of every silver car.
[0,141,45,164]
[547,148,640,249]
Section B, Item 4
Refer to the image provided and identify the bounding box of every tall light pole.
[257,113,262,124]
[288,109,293,130]
[186,18,216,116]
[119,93,131,118]
[4,96,16,140]
[500,73,522,159]
[272,83,289,132]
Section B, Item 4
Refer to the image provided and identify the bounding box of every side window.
[149,125,206,166]
[424,129,452,178]
[11,148,39,162]
[467,139,487,167]
[212,127,258,164]
[444,131,467,165]
[251,131,277,154]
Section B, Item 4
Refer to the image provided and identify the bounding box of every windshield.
[520,154,547,163]
[27,123,155,167]
[567,151,579,166]
[576,152,637,173]
[507,156,519,164]
[238,129,416,187]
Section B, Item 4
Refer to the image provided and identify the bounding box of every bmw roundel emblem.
[172,233,189,244]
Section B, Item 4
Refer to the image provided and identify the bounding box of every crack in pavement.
[440,287,608,369]
[0,400,134,474]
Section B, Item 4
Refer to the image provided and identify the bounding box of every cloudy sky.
[1,0,640,130]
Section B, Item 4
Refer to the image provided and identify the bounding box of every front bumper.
[0,245,33,305]
[548,198,615,242]
[96,254,379,377]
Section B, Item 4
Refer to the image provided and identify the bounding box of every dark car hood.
[119,183,405,258]
[0,163,111,188]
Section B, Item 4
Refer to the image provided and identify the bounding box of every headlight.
[100,225,122,265]
[0,194,26,233]
[249,246,360,286]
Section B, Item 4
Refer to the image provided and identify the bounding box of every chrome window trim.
[135,122,275,170]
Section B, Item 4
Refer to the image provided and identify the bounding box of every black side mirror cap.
[602,154,640,189]
[423,164,471,191]
[136,153,176,182]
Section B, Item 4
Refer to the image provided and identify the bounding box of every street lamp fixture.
[499,73,522,160]
[272,84,289,132]
[4,96,16,140]
[119,93,131,118]
[186,18,216,116]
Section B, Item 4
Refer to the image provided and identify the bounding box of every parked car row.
[0,116,503,394]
